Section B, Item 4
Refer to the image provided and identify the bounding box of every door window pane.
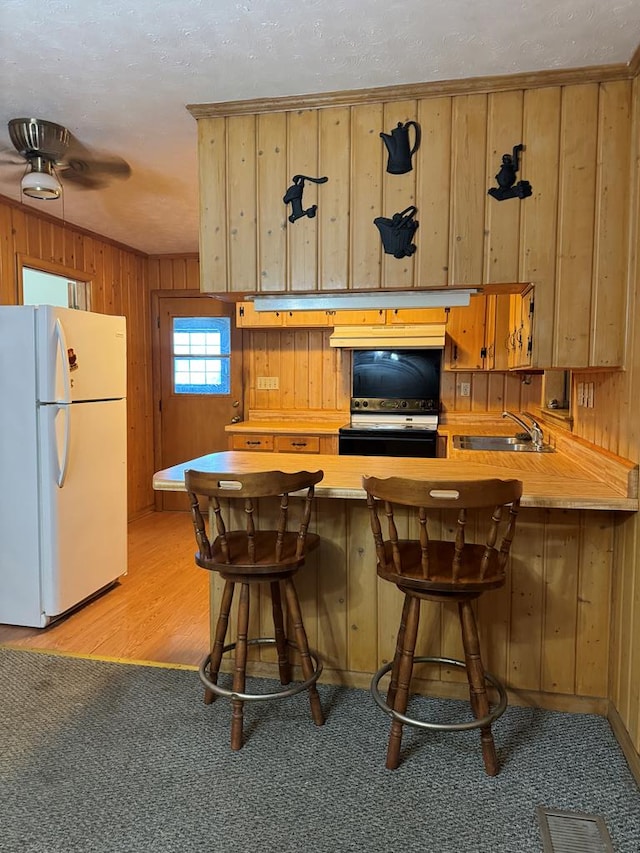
[172,317,231,395]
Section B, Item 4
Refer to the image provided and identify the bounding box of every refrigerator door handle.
[56,404,71,488]
[54,318,72,404]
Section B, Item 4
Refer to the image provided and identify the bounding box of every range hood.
[329,323,446,349]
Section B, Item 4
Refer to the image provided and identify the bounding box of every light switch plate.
[257,376,279,390]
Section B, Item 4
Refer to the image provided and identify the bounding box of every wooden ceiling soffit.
[187,60,635,119]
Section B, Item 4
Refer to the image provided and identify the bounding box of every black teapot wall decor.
[488,144,532,201]
[374,205,419,258]
[283,174,328,223]
[380,121,421,174]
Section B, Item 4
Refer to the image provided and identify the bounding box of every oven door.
[338,427,438,458]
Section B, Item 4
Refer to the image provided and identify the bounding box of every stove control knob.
[353,400,360,408]
[362,400,368,408]
[401,400,408,408]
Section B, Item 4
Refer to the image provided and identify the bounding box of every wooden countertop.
[153,449,638,511]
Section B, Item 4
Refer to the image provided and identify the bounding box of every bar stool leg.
[271,581,292,685]
[458,599,499,776]
[205,580,235,705]
[231,582,250,751]
[386,593,412,711]
[386,594,421,770]
[282,577,325,727]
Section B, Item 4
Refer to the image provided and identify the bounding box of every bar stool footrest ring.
[199,637,323,702]
[371,655,507,732]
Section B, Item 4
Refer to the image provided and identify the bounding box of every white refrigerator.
[0,305,128,627]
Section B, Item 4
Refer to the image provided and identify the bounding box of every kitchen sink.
[452,435,555,453]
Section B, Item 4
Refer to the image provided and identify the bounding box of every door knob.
[230,415,241,424]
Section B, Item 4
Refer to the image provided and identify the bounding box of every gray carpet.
[1,648,639,853]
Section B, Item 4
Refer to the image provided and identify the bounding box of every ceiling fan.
[4,117,131,200]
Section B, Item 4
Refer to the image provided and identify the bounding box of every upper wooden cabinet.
[195,78,632,370]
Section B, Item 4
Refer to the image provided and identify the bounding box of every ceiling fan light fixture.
[21,157,62,200]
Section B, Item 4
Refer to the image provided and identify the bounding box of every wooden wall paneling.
[381,100,418,288]
[415,97,452,287]
[227,114,258,292]
[25,214,41,258]
[316,500,349,672]
[350,103,384,289]
[257,112,287,292]
[541,509,580,694]
[591,81,632,367]
[575,512,613,697]
[197,117,228,293]
[318,107,351,290]
[508,507,545,691]
[554,84,599,367]
[185,257,200,289]
[147,258,161,291]
[519,87,561,368]
[50,222,65,265]
[287,109,320,292]
[484,90,524,284]
[449,93,488,284]
[487,371,508,412]
[307,329,324,409]
[279,328,295,409]
[346,501,379,674]
[10,207,28,257]
[92,241,105,312]
[293,329,310,408]
[470,371,489,411]
[0,203,13,303]
[611,516,637,734]
[484,91,525,369]
[376,507,407,670]
[321,331,338,410]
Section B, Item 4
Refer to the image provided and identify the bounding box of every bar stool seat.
[185,467,325,750]
[362,475,522,776]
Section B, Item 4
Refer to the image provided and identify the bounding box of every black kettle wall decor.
[283,174,328,223]
[488,144,532,201]
[374,206,419,258]
[380,121,421,174]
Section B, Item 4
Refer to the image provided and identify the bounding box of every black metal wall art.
[488,144,532,201]
[380,121,421,174]
[374,206,419,258]
[283,174,328,223]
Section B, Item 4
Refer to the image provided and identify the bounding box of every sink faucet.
[502,410,544,450]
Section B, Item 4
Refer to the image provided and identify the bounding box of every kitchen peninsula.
[153,441,637,720]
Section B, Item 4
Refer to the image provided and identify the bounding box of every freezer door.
[37,306,126,403]
[38,398,127,618]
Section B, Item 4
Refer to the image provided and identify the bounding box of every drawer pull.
[291,442,307,448]
[246,440,262,446]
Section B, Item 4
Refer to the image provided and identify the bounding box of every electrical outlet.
[459,382,471,397]
[257,376,279,390]
[577,382,585,407]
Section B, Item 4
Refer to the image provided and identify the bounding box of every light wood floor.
[0,512,209,667]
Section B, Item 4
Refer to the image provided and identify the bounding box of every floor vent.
[537,807,615,853]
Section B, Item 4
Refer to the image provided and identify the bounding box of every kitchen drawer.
[231,434,274,451]
[274,435,320,453]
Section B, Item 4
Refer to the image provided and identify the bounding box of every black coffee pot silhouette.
[380,121,421,174]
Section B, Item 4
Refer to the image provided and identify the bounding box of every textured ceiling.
[0,0,638,256]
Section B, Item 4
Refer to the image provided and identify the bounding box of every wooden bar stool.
[184,468,325,750]
[362,475,522,776]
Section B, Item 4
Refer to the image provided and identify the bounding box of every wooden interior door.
[157,295,242,510]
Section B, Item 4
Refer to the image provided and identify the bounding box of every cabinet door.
[329,309,386,326]
[445,298,487,370]
[386,308,448,325]
[510,291,534,369]
[282,310,330,328]
[484,295,512,371]
[236,303,283,327]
